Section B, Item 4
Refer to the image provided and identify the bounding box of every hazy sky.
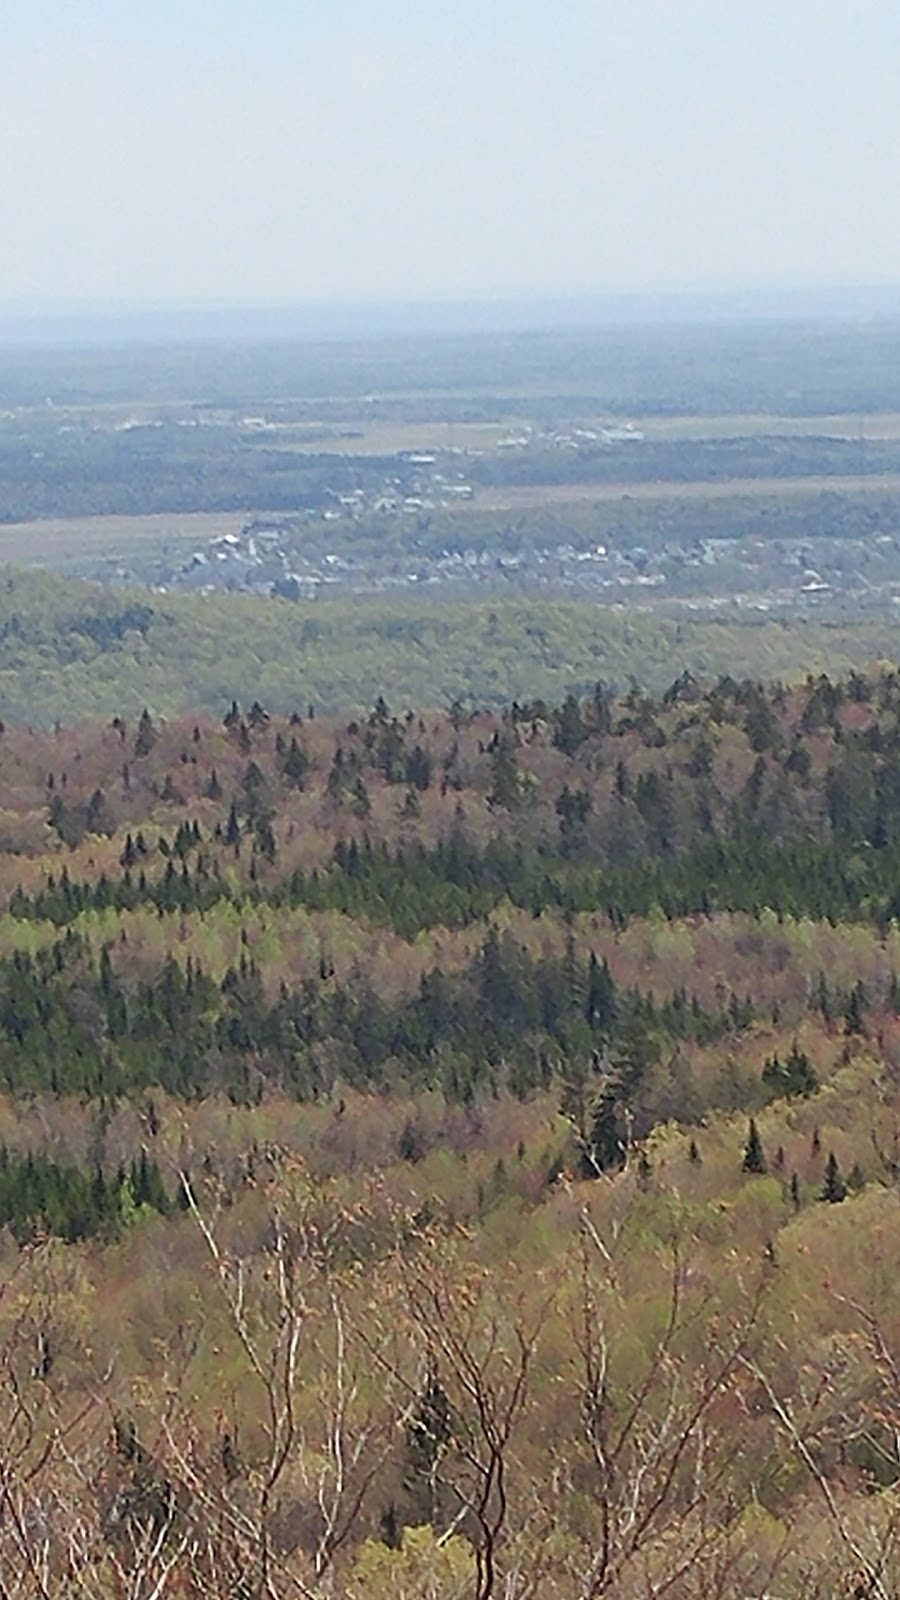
[2,0,900,310]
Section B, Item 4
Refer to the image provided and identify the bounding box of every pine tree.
[553,693,587,756]
[225,804,241,849]
[405,744,433,791]
[742,1118,767,1174]
[281,737,309,789]
[488,738,522,811]
[585,953,617,1033]
[352,777,371,819]
[844,981,866,1036]
[821,1151,847,1203]
[586,1091,625,1175]
[134,708,156,758]
[404,1368,453,1524]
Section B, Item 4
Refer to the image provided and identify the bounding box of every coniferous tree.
[815,970,832,1022]
[585,953,617,1035]
[553,693,587,757]
[844,981,866,1036]
[821,1151,847,1203]
[134,709,156,758]
[488,737,522,811]
[586,1091,625,1175]
[225,804,241,849]
[404,1368,453,1524]
[742,1118,767,1175]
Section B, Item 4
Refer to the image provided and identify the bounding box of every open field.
[633,410,900,441]
[249,412,900,456]
[183,411,900,458]
[6,471,900,578]
[254,419,524,454]
[475,469,900,510]
[0,510,245,569]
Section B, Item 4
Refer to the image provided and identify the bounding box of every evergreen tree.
[281,737,309,789]
[404,1368,453,1523]
[815,969,831,1022]
[488,738,522,811]
[405,744,433,791]
[134,709,156,758]
[586,1091,625,1175]
[225,804,241,848]
[844,980,866,1036]
[821,1151,847,1203]
[585,953,617,1034]
[742,1118,767,1175]
[553,693,587,757]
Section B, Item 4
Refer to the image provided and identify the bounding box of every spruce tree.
[844,981,866,1036]
[553,693,587,756]
[586,1091,625,1175]
[821,1151,847,1203]
[586,952,617,1034]
[404,1368,453,1524]
[225,804,241,848]
[742,1118,767,1174]
[134,708,156,758]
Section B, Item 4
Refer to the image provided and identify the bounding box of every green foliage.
[3,568,900,726]
[0,1145,168,1243]
[0,919,753,1108]
[761,1043,818,1101]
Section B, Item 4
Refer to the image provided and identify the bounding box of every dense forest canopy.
[0,670,899,1595]
[4,565,900,725]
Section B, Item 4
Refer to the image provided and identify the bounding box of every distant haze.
[3,0,900,319]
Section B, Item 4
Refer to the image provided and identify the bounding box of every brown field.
[474,469,900,511]
[632,410,900,441]
[0,510,246,566]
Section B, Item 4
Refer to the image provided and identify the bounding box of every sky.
[2,0,900,313]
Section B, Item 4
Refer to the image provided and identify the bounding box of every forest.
[0,669,897,1593]
[6,565,900,726]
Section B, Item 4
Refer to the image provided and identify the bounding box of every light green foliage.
[346,1525,475,1599]
[0,567,899,726]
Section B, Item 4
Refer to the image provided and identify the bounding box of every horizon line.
[2,282,900,348]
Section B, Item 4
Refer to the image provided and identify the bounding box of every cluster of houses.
[154,509,900,612]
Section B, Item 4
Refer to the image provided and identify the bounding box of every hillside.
[4,566,900,725]
[0,674,895,1592]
